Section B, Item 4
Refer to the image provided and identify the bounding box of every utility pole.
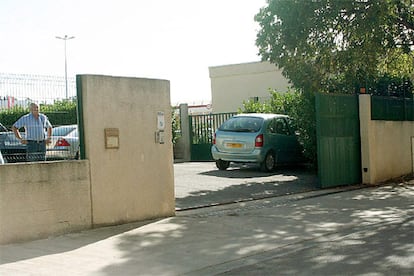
[56,35,75,99]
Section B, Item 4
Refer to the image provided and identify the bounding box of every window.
[276,118,290,135]
[219,116,263,132]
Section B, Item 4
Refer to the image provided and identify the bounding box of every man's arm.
[46,127,52,144]
[12,126,27,144]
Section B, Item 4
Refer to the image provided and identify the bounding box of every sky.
[0,0,267,105]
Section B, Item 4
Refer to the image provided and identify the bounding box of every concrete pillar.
[411,136,414,176]
[412,137,414,176]
[78,75,175,226]
[179,104,191,161]
[359,94,376,184]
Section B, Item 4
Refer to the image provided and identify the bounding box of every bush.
[0,99,77,128]
[0,106,28,128]
[40,99,77,126]
[171,108,181,145]
[368,76,413,98]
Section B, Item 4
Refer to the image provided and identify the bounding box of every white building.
[209,61,291,113]
[0,96,30,110]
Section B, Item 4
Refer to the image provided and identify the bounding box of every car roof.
[234,113,288,120]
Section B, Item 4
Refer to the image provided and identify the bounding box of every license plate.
[226,143,242,148]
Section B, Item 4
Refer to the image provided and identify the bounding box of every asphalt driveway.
[174,162,318,210]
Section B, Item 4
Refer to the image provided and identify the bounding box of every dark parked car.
[211,113,304,172]
[0,122,26,163]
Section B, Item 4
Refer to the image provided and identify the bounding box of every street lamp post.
[56,35,75,99]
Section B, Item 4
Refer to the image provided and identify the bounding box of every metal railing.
[0,73,76,106]
[371,96,414,121]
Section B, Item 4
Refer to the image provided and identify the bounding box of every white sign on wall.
[157,111,165,130]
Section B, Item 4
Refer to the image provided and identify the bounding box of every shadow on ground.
[175,164,318,210]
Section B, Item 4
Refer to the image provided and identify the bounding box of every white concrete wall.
[78,75,175,226]
[0,161,91,244]
[209,61,291,113]
[360,95,414,184]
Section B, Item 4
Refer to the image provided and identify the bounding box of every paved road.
[1,181,412,275]
[174,162,318,210]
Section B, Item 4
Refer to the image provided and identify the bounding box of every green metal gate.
[190,112,236,161]
[316,93,361,188]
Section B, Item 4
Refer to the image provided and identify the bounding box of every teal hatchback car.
[211,113,304,171]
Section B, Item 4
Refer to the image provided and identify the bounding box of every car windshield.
[219,117,263,132]
[52,126,76,136]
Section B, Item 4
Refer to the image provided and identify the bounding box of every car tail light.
[213,133,216,144]
[255,134,264,147]
[55,138,70,147]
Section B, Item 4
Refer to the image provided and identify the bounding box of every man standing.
[12,103,52,162]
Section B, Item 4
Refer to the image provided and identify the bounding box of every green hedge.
[367,76,413,98]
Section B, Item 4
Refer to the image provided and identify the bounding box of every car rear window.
[219,117,263,132]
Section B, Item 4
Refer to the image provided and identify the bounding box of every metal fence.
[0,73,78,163]
[189,112,237,161]
[0,73,76,106]
[371,96,414,121]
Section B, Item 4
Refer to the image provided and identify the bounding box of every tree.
[255,0,414,94]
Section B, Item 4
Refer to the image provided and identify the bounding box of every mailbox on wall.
[105,128,120,149]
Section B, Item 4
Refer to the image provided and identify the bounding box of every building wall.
[209,61,291,113]
[0,161,91,244]
[78,75,175,226]
[360,95,414,184]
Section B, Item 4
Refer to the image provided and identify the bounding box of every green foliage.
[171,108,181,145]
[378,49,414,78]
[241,90,317,167]
[0,99,77,128]
[369,75,413,97]
[252,0,414,165]
[0,106,28,128]
[41,99,78,126]
[239,97,272,113]
[255,0,414,94]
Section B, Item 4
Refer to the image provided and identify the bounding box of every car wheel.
[216,160,230,170]
[260,152,275,172]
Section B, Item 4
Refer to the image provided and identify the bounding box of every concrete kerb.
[177,182,370,214]
[179,176,414,219]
